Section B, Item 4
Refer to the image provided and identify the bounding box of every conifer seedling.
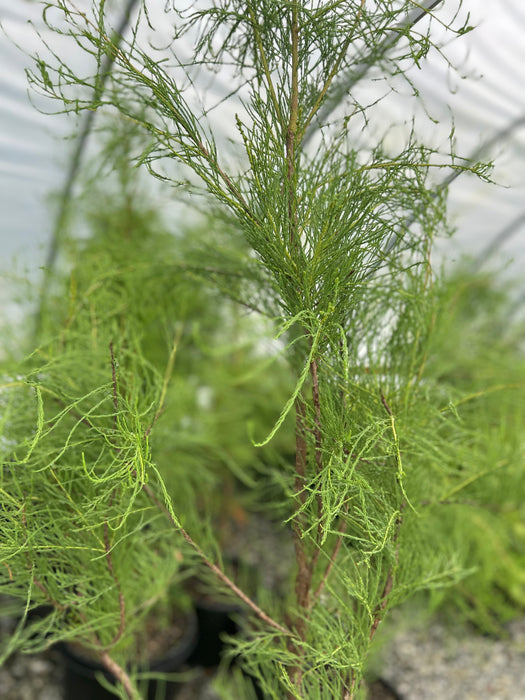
[4,3,518,699]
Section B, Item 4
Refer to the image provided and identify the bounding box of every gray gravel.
[380,617,525,700]
[0,647,64,700]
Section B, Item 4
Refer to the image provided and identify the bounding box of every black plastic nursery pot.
[59,608,198,700]
[187,596,266,699]
[187,596,242,669]
[366,677,403,700]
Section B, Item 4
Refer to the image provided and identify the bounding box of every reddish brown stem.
[104,511,126,646]
[309,356,324,548]
[313,503,349,604]
[139,480,291,637]
[99,651,138,699]
[379,388,392,416]
[309,358,323,475]
[292,395,311,625]
[294,395,308,507]
[109,342,119,416]
[369,504,405,641]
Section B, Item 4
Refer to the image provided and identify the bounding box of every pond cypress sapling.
[5,2,501,698]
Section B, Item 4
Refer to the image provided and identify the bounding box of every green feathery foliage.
[3,2,521,699]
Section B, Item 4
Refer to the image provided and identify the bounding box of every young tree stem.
[99,651,139,700]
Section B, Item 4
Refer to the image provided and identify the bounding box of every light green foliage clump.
[1,2,522,699]
[1,159,290,695]
[417,273,525,632]
[0,197,194,673]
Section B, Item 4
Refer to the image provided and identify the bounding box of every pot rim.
[58,606,199,679]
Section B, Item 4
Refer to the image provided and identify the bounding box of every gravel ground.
[380,617,525,700]
[2,617,525,699]
[0,644,64,700]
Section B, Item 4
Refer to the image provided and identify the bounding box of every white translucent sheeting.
[0,0,523,285]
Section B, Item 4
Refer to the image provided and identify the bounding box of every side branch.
[99,651,138,700]
[369,504,404,641]
[68,2,260,227]
[313,503,348,604]
[178,525,292,637]
[246,2,285,131]
[139,481,291,638]
[300,0,366,138]
[104,511,126,647]
[310,357,323,478]
[285,4,300,246]
[292,394,311,626]
[108,341,288,637]
[110,342,119,417]
[310,357,324,553]
[145,328,182,438]
[196,139,260,225]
